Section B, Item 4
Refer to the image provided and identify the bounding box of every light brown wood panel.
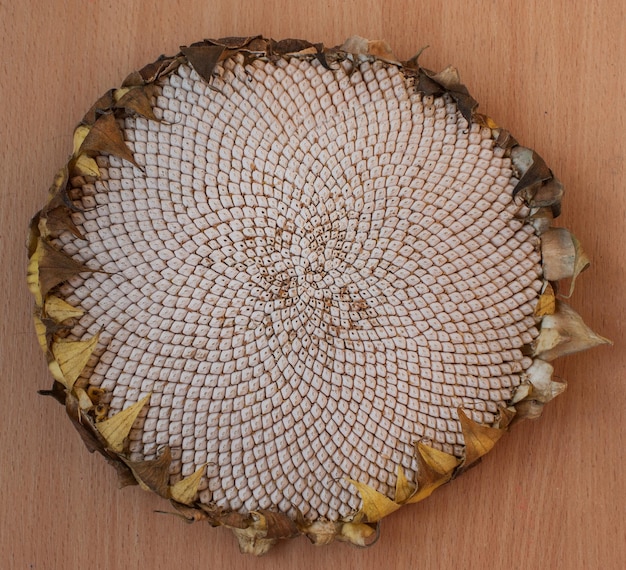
[2,1,624,569]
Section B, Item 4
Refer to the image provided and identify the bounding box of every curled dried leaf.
[524,359,566,403]
[337,522,379,547]
[534,301,611,361]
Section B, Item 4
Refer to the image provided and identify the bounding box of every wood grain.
[2,1,624,569]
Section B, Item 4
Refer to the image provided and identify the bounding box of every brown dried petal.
[180,45,225,84]
[78,113,138,166]
[124,446,172,498]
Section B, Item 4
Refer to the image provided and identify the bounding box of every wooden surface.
[2,1,624,568]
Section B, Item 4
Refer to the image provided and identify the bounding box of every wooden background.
[1,1,624,568]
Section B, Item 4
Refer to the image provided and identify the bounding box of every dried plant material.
[44,296,84,322]
[50,334,99,390]
[394,466,416,504]
[534,282,556,317]
[33,315,50,353]
[417,66,478,122]
[541,228,578,281]
[301,520,341,545]
[169,464,207,505]
[458,409,507,468]
[27,239,92,305]
[74,386,95,411]
[524,359,566,404]
[348,479,402,523]
[96,394,150,453]
[337,522,379,547]
[407,442,460,504]
[534,301,611,361]
[340,36,398,63]
[124,446,172,497]
[180,45,225,84]
[27,35,608,554]
[77,113,138,166]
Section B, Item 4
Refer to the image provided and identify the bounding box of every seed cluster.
[58,54,541,521]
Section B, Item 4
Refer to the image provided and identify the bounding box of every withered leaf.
[167,500,211,523]
[51,333,100,391]
[394,465,415,504]
[512,150,553,201]
[72,154,100,178]
[347,478,401,523]
[217,511,253,529]
[338,522,379,547]
[407,442,459,504]
[81,89,115,126]
[252,510,300,539]
[96,394,151,453]
[207,36,262,50]
[38,380,67,406]
[534,301,610,361]
[137,55,181,83]
[169,463,207,505]
[27,239,93,305]
[114,85,158,121]
[458,408,506,468]
[417,67,477,122]
[45,295,84,322]
[41,205,84,239]
[78,113,138,166]
[534,282,556,317]
[125,446,172,497]
[180,45,225,84]
[270,38,315,56]
[121,70,145,88]
[65,391,108,454]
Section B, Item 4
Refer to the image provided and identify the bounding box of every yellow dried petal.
[96,394,150,452]
[73,125,91,155]
[73,154,100,177]
[394,465,415,504]
[45,296,84,322]
[33,315,49,353]
[74,386,95,410]
[534,282,556,317]
[347,478,401,523]
[338,522,377,547]
[169,464,207,505]
[27,239,92,306]
[406,442,459,504]
[51,333,99,390]
[458,408,506,467]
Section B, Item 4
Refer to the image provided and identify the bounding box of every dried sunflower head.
[28,36,609,555]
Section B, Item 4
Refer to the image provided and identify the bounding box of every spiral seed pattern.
[58,54,541,521]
